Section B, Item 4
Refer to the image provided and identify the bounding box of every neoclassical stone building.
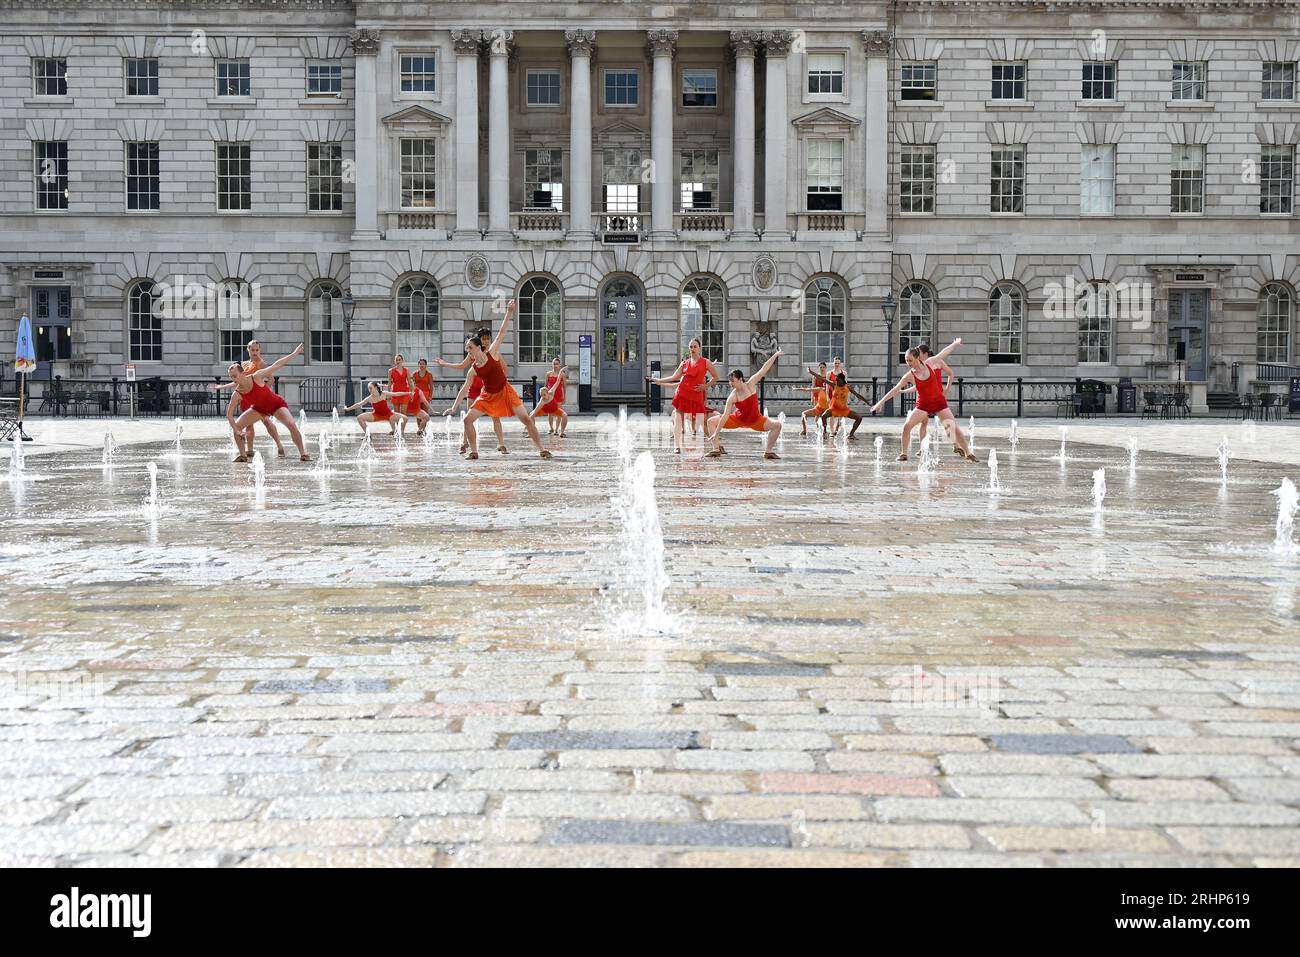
[2,0,1299,412]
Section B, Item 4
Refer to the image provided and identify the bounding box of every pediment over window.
[792,107,861,131]
[594,120,649,146]
[381,105,451,129]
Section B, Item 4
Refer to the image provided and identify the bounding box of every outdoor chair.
[1258,392,1279,421]
[1141,391,1161,419]
[1238,393,1256,420]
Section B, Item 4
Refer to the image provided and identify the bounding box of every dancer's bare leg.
[463,408,483,459]
[262,417,285,455]
[510,403,552,458]
[271,406,310,460]
[493,416,506,452]
[557,410,568,436]
[763,417,783,458]
[847,410,863,439]
[671,409,683,453]
[705,412,725,457]
[898,408,927,460]
[937,408,975,460]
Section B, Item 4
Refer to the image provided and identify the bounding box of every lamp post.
[881,292,897,416]
[342,290,356,407]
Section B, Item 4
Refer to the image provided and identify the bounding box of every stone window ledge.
[24,97,71,107]
[1255,101,1299,110]
[206,97,259,108]
[298,97,351,107]
[1076,100,1123,110]
[115,96,164,107]
[1166,100,1210,110]
[985,100,1033,110]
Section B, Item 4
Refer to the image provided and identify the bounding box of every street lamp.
[342,290,356,407]
[880,292,897,416]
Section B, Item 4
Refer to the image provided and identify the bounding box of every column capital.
[450,29,482,56]
[348,29,380,57]
[485,28,514,57]
[862,30,893,57]
[565,28,596,58]
[730,30,761,58]
[646,28,678,59]
[761,30,794,57]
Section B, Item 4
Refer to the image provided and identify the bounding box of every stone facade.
[2,0,1299,410]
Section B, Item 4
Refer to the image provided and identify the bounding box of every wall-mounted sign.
[1175,273,1205,283]
[578,335,592,386]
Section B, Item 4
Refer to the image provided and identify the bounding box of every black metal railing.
[1258,363,1300,382]
[15,376,230,418]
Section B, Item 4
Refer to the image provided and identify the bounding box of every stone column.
[863,30,892,236]
[730,31,760,238]
[566,29,596,238]
[349,29,380,239]
[486,28,513,237]
[648,29,678,238]
[451,29,482,237]
[761,31,792,236]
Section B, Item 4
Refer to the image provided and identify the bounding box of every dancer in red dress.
[438,327,506,454]
[872,338,975,461]
[705,350,784,459]
[387,355,418,433]
[343,381,412,435]
[217,344,310,461]
[647,338,719,454]
[447,300,552,461]
[533,357,569,436]
[222,340,286,456]
[412,358,434,413]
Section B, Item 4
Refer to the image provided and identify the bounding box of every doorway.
[1168,289,1208,381]
[31,286,72,380]
[598,277,644,394]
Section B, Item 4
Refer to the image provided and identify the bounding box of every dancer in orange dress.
[797,362,832,435]
[223,340,286,456]
[647,338,719,454]
[438,327,506,455]
[218,344,311,461]
[343,380,412,435]
[705,350,784,459]
[817,372,869,439]
[533,357,569,436]
[448,300,552,461]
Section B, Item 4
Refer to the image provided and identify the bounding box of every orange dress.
[830,385,851,417]
[412,369,433,414]
[723,392,768,432]
[811,378,831,412]
[538,372,565,416]
[471,354,521,418]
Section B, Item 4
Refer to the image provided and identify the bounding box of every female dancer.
[872,338,976,462]
[224,340,286,456]
[343,380,411,435]
[533,357,569,436]
[220,344,311,461]
[647,338,718,454]
[412,358,435,416]
[388,355,417,433]
[704,350,784,460]
[438,327,506,454]
[448,300,552,461]
[797,362,832,435]
[817,372,870,440]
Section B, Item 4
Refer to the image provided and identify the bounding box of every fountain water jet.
[102,431,117,468]
[331,407,340,431]
[1008,420,1019,453]
[874,435,883,463]
[1057,426,1069,462]
[918,433,937,475]
[250,450,266,494]
[613,450,675,635]
[173,418,183,456]
[444,412,454,447]
[1218,437,1230,484]
[314,430,331,473]
[968,416,976,451]
[298,409,308,435]
[143,461,160,515]
[9,433,25,477]
[987,449,1002,494]
[1126,435,1138,472]
[393,427,406,455]
[1273,478,1298,557]
[1092,468,1107,512]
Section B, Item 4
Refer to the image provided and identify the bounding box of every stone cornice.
[898,1,1300,8]
[0,0,352,8]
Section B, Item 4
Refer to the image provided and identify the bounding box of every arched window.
[395,275,439,360]
[217,279,255,363]
[127,279,161,362]
[1258,283,1293,364]
[1077,281,1112,363]
[681,276,725,362]
[308,281,344,363]
[898,282,933,362]
[988,283,1024,364]
[518,276,562,363]
[802,277,846,365]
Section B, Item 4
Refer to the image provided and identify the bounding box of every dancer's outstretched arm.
[435,354,473,371]
[930,338,963,363]
[342,397,369,413]
[847,383,872,404]
[871,371,916,413]
[488,299,516,357]
[209,381,240,392]
[746,349,783,388]
[807,366,833,387]
[442,368,476,415]
[649,360,688,386]
[707,394,738,441]
[259,344,305,378]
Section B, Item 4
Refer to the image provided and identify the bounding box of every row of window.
[901,58,1297,103]
[117,275,1298,368]
[30,56,343,99]
[32,141,344,212]
[900,144,1297,215]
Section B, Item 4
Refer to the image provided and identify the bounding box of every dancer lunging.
[648,338,719,453]
[344,381,411,435]
[220,344,311,461]
[456,300,552,461]
[705,350,784,459]
[817,372,870,439]
[872,338,976,462]
[533,357,569,436]
[798,362,832,435]
[224,340,286,456]
[438,327,507,454]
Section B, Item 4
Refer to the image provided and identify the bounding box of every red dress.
[472,354,522,418]
[671,357,710,415]
[411,369,432,414]
[913,362,948,414]
[371,398,393,420]
[538,372,565,415]
[239,380,288,416]
[389,366,414,413]
[722,392,767,432]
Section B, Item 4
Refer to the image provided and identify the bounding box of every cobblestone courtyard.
[2,415,1299,867]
